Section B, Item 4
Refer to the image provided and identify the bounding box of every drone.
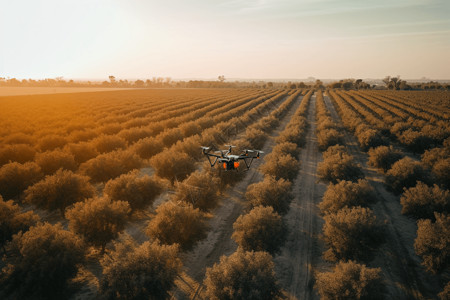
[201,145,264,171]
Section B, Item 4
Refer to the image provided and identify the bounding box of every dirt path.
[322,95,441,300]
[173,95,305,299]
[274,95,326,300]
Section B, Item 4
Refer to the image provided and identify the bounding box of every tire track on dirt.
[173,94,305,299]
[274,95,326,300]
[323,94,440,299]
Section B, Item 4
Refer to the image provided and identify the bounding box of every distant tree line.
[328,76,450,90]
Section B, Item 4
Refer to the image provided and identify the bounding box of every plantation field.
[0,88,448,299]
[0,86,135,96]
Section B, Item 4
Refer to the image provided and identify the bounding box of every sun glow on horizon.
[1,0,449,80]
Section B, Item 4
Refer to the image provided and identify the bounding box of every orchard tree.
[24,169,95,214]
[0,223,85,299]
[400,182,449,220]
[368,145,404,172]
[246,175,293,215]
[104,171,165,211]
[146,201,209,251]
[173,171,220,211]
[414,213,449,273]
[319,179,376,215]
[99,239,181,300]
[323,206,384,261]
[315,260,384,300]
[203,249,282,300]
[232,206,287,255]
[66,197,130,253]
[0,196,40,253]
[0,162,43,199]
[385,157,430,194]
[317,152,363,183]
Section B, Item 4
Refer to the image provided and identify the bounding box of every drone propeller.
[201,146,210,150]
[225,145,236,148]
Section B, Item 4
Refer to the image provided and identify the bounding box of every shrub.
[315,260,384,300]
[386,157,430,194]
[0,144,36,166]
[319,179,376,215]
[432,158,450,189]
[400,182,449,219]
[118,127,153,144]
[179,121,202,137]
[149,151,196,183]
[246,175,293,215]
[399,129,434,153]
[65,142,99,164]
[317,128,344,151]
[99,239,181,300]
[0,196,40,252]
[104,171,165,211]
[203,249,281,300]
[159,128,184,147]
[35,149,77,175]
[438,281,450,300]
[318,152,363,183]
[79,149,143,182]
[232,206,287,255]
[146,201,208,251]
[0,162,43,199]
[2,133,35,145]
[66,197,130,252]
[414,213,449,273]
[173,171,220,211]
[356,126,386,151]
[322,144,347,159]
[0,223,85,299]
[92,134,127,153]
[132,137,164,159]
[271,142,300,158]
[260,153,300,181]
[24,169,95,214]
[323,206,384,261]
[37,134,68,151]
[246,127,267,149]
[368,145,404,172]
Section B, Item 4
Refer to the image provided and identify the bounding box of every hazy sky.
[1,0,449,80]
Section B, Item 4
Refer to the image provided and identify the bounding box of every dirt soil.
[274,94,327,300]
[172,94,306,299]
[322,94,442,300]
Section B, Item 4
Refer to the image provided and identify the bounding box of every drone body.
[202,145,264,171]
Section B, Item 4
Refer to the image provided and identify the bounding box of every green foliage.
[0,162,43,199]
[319,179,376,215]
[323,206,384,261]
[25,169,95,213]
[385,157,430,194]
[173,171,220,211]
[400,182,449,219]
[146,201,209,251]
[232,206,287,255]
[66,197,130,252]
[0,196,40,251]
[104,171,165,211]
[414,213,450,273]
[245,175,293,215]
[315,260,384,300]
[0,223,85,299]
[368,145,404,172]
[99,239,181,300]
[203,249,282,300]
